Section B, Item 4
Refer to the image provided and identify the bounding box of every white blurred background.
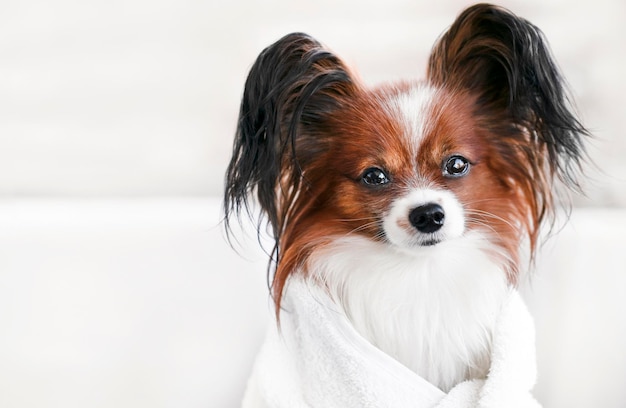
[0,0,625,407]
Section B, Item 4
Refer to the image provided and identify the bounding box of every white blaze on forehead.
[383,83,438,159]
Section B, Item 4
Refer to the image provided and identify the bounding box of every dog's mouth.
[420,239,441,247]
[379,230,442,249]
[379,226,444,249]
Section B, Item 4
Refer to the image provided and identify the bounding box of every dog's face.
[324,84,523,258]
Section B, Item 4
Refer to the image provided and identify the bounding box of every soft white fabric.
[242,278,541,408]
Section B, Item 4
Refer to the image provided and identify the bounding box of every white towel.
[242,278,541,408]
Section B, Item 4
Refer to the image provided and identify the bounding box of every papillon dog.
[224,3,587,392]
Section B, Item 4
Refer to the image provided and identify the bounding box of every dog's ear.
[224,33,356,239]
[427,4,587,186]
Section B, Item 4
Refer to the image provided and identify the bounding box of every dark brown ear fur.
[223,33,357,294]
[428,3,587,187]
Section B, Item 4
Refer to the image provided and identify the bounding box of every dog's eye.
[361,167,390,186]
[443,155,470,178]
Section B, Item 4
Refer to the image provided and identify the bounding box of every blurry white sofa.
[0,198,624,408]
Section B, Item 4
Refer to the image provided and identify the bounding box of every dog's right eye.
[361,167,390,186]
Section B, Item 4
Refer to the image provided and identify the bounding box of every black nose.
[409,203,445,233]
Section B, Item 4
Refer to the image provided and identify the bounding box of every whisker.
[334,216,379,223]
[346,220,381,235]
[323,216,387,242]
[463,212,516,246]
[465,209,517,231]
[464,217,502,239]
[461,197,510,206]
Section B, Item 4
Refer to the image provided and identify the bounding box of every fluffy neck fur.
[306,232,510,392]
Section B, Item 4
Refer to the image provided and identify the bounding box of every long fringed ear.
[427,4,588,188]
[223,33,355,245]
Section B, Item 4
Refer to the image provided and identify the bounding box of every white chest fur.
[307,234,510,392]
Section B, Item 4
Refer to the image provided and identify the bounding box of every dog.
[224,3,587,404]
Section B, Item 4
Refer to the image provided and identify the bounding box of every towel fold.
[242,278,541,408]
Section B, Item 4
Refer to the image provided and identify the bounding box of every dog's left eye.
[443,155,471,178]
[361,167,390,186]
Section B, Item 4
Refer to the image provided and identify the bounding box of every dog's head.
[224,4,588,308]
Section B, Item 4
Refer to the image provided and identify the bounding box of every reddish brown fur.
[273,82,547,312]
[273,85,410,309]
